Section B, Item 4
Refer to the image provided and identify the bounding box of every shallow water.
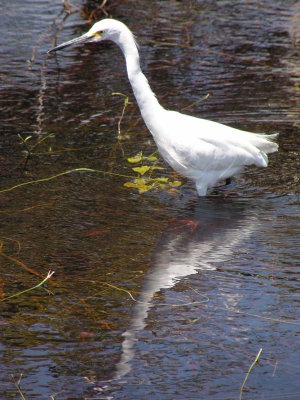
[0,1,299,399]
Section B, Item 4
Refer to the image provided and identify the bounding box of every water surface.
[0,1,299,399]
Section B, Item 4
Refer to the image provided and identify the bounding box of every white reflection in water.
[114,198,257,381]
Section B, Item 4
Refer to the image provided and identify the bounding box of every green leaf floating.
[144,154,158,162]
[125,150,182,194]
[124,178,154,193]
[169,180,182,187]
[127,151,143,163]
[132,166,151,175]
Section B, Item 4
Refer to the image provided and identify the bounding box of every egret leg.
[195,182,208,197]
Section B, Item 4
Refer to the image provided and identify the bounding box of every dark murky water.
[0,1,299,399]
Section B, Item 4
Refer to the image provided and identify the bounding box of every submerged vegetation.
[125,151,182,194]
[2,88,183,196]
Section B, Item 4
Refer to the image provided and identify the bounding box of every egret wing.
[164,111,274,173]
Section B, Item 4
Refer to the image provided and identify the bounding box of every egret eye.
[93,31,103,38]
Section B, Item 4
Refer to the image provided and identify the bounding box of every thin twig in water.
[0,168,133,194]
[101,282,209,308]
[239,348,262,400]
[184,24,192,47]
[1,271,55,302]
[181,93,210,112]
[272,360,278,377]
[102,282,137,302]
[0,251,43,278]
[226,305,300,326]
[11,374,26,400]
[112,92,131,138]
[0,167,178,196]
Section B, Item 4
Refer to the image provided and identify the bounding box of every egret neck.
[116,30,165,136]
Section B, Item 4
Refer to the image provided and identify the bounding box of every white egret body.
[49,19,278,196]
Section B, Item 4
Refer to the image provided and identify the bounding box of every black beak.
[48,34,90,54]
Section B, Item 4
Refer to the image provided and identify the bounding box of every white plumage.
[49,19,278,196]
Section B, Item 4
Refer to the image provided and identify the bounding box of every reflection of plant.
[124,151,182,194]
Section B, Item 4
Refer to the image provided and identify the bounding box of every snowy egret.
[49,19,278,196]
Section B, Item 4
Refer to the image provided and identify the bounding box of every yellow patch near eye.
[93,31,103,38]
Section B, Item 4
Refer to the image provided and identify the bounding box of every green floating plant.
[124,151,182,194]
[124,178,155,194]
[127,151,143,163]
[132,166,151,175]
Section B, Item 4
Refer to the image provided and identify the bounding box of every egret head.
[48,19,130,53]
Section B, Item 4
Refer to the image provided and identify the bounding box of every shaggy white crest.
[49,19,279,196]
